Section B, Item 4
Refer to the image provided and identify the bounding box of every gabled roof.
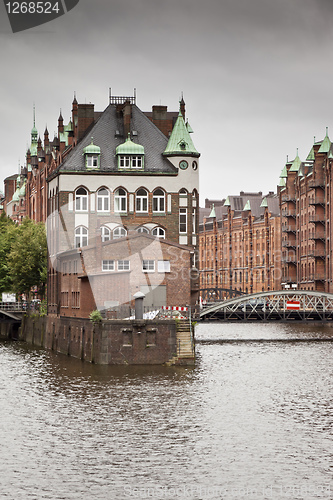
[243,200,251,211]
[318,130,331,153]
[289,153,301,173]
[163,109,200,157]
[57,104,177,175]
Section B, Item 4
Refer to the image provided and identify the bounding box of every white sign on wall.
[2,293,16,303]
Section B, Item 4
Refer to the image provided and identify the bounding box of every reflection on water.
[0,323,332,499]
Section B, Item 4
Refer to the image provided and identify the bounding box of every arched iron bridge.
[200,290,333,321]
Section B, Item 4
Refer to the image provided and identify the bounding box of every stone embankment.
[17,315,195,366]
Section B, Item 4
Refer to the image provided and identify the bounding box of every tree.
[8,218,47,298]
[0,212,17,295]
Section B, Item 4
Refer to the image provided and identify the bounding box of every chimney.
[77,103,95,141]
[123,100,132,137]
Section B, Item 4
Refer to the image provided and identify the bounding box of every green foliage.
[0,212,17,295]
[7,218,47,298]
[89,309,103,324]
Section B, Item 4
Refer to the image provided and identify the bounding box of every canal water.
[0,323,332,500]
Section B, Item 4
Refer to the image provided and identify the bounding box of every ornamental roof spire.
[163,102,199,157]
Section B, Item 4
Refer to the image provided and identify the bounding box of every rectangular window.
[61,292,69,307]
[158,260,170,273]
[179,208,187,233]
[118,260,130,271]
[73,260,78,275]
[119,156,130,168]
[62,262,67,275]
[102,260,115,271]
[142,260,155,272]
[72,291,80,309]
[132,156,143,168]
[86,155,98,168]
[192,209,196,234]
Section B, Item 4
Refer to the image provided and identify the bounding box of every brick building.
[57,233,194,318]
[199,191,281,301]
[43,92,200,316]
[279,129,333,292]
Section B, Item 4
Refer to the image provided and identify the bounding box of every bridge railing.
[0,301,40,312]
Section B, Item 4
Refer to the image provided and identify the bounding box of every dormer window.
[116,133,144,170]
[83,138,101,169]
[86,155,99,168]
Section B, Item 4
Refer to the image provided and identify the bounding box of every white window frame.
[75,226,88,248]
[114,188,127,213]
[97,188,110,212]
[179,208,187,233]
[102,260,115,271]
[152,227,165,239]
[153,189,165,213]
[86,155,99,168]
[119,155,143,169]
[142,260,155,272]
[192,208,196,234]
[118,260,130,271]
[158,260,170,273]
[101,226,111,242]
[75,187,88,212]
[137,226,149,234]
[113,227,127,239]
[136,188,148,213]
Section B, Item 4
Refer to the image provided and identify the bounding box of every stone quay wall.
[19,315,191,365]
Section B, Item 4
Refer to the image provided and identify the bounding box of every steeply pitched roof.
[163,110,200,157]
[57,104,177,175]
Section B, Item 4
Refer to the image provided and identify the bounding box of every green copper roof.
[260,197,268,208]
[318,129,331,153]
[289,153,301,173]
[163,109,199,157]
[83,137,101,155]
[243,200,251,211]
[116,133,144,155]
[223,196,231,207]
[19,181,26,197]
[209,204,216,218]
[280,165,287,178]
[306,146,315,161]
[186,120,194,133]
[12,188,20,202]
[278,177,286,187]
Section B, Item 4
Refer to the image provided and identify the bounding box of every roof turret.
[163,107,199,157]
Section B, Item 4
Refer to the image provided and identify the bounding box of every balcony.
[309,196,325,206]
[282,224,296,233]
[282,240,296,249]
[281,194,296,203]
[281,209,296,218]
[309,214,325,224]
[309,274,326,282]
[308,248,326,259]
[282,256,297,264]
[308,179,324,188]
[309,231,325,241]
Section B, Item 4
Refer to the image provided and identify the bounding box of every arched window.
[113,226,127,239]
[101,226,110,242]
[152,227,165,239]
[137,226,149,234]
[114,188,127,212]
[97,188,110,212]
[75,226,88,248]
[75,187,88,211]
[136,188,148,213]
[153,188,165,213]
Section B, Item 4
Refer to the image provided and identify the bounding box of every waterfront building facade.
[279,130,333,292]
[44,92,200,315]
[199,192,281,301]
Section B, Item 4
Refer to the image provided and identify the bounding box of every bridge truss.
[200,290,333,321]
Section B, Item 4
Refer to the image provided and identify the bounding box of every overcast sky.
[1,0,333,204]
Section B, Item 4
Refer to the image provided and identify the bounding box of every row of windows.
[102,259,171,273]
[74,225,166,248]
[74,187,197,213]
